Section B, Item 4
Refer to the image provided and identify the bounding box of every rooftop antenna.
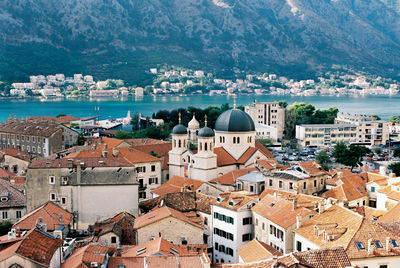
[233,94,237,109]
[178,112,182,124]
[204,114,208,127]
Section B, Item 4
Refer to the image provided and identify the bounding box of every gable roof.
[121,238,192,257]
[152,176,204,196]
[294,205,363,249]
[62,244,114,268]
[256,159,284,171]
[296,161,328,177]
[323,173,368,202]
[0,119,62,137]
[0,148,31,162]
[238,239,282,263]
[213,191,259,211]
[210,168,257,185]
[252,194,315,229]
[377,203,400,223]
[13,201,73,231]
[254,142,274,158]
[0,179,25,209]
[0,229,63,267]
[134,206,203,230]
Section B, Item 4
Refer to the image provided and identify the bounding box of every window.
[379,265,388,268]
[226,247,234,256]
[269,179,273,186]
[303,181,307,189]
[279,181,283,188]
[375,240,383,248]
[256,219,258,226]
[296,241,302,251]
[2,212,7,220]
[16,211,22,219]
[314,180,317,187]
[392,240,399,247]
[371,186,375,192]
[139,192,146,199]
[50,193,56,201]
[233,137,236,144]
[243,217,252,225]
[49,176,55,184]
[355,242,365,250]
[215,242,219,249]
[289,182,293,189]
[111,236,117,244]
[151,165,156,172]
[242,233,252,242]
[61,197,66,205]
[249,185,254,192]
[237,137,240,143]
[219,245,225,253]
[262,223,265,230]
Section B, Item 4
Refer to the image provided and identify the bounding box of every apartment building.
[336,112,390,146]
[211,191,259,263]
[245,101,285,140]
[296,124,357,147]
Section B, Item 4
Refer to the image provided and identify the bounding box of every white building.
[212,191,259,263]
[255,123,278,142]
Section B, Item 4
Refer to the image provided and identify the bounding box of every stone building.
[26,157,139,229]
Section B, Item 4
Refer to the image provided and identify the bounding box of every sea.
[0,94,399,122]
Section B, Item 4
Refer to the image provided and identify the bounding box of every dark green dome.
[198,126,214,137]
[171,124,187,135]
[215,109,255,132]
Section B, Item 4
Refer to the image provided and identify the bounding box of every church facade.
[168,108,272,181]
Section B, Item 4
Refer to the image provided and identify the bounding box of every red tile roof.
[0,168,16,179]
[134,206,203,229]
[152,176,204,196]
[254,142,274,158]
[297,161,328,177]
[214,147,260,167]
[121,237,192,257]
[210,168,257,185]
[322,173,368,202]
[62,244,114,268]
[378,203,400,223]
[0,119,62,137]
[13,201,73,231]
[29,157,133,168]
[0,229,63,266]
[256,159,284,171]
[55,115,80,124]
[0,148,31,161]
[0,179,25,209]
[109,254,210,268]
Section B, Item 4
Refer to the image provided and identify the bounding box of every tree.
[371,114,381,120]
[390,115,400,123]
[333,142,370,170]
[289,103,315,125]
[375,148,382,155]
[394,147,400,158]
[0,221,12,236]
[56,114,66,118]
[278,100,288,108]
[316,150,331,170]
[389,163,400,176]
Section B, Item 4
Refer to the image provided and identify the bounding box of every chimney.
[318,202,325,214]
[379,166,387,176]
[337,171,343,179]
[368,238,373,255]
[292,199,297,211]
[116,245,122,257]
[273,192,277,197]
[386,237,391,252]
[296,215,301,229]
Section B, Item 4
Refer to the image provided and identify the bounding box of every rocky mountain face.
[0,0,399,83]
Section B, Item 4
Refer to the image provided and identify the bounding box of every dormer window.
[229,201,234,206]
[217,197,221,202]
[375,240,383,248]
[0,197,8,202]
[392,240,399,247]
[355,241,365,250]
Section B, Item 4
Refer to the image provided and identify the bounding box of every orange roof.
[254,142,274,158]
[353,206,385,221]
[109,254,210,268]
[134,206,203,229]
[116,147,161,164]
[152,176,204,196]
[13,201,73,231]
[0,148,31,161]
[237,147,258,164]
[256,159,284,171]
[122,238,192,257]
[294,205,363,249]
[378,203,400,223]
[297,161,328,177]
[322,174,368,202]
[133,143,172,157]
[214,147,236,166]
[62,244,114,268]
[387,191,400,201]
[91,137,125,149]
[238,239,282,263]
[210,168,257,185]
[213,191,259,211]
[252,194,315,229]
[55,115,79,124]
[0,168,16,179]
[0,229,63,266]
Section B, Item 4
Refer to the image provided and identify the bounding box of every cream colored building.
[245,101,285,140]
[296,124,357,147]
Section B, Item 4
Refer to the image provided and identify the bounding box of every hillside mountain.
[0,0,399,84]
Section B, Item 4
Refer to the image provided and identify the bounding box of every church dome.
[188,115,200,129]
[198,126,214,137]
[171,124,187,135]
[215,109,255,132]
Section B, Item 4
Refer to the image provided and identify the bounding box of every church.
[168,107,273,181]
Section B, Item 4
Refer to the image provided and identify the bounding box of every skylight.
[375,240,383,248]
[347,191,353,196]
[355,242,365,250]
[392,240,399,247]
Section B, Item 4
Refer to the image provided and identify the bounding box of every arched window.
[233,137,236,144]
[237,137,240,143]
[200,143,202,151]
[178,140,181,148]
[210,142,212,150]
[205,143,208,151]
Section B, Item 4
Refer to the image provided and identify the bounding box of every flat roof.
[298,124,357,127]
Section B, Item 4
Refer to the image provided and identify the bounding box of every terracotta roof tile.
[62,244,114,268]
[213,191,259,211]
[152,176,204,196]
[0,229,63,266]
[29,157,132,168]
[134,206,203,229]
[353,206,385,221]
[238,239,282,263]
[55,115,80,124]
[293,246,352,268]
[132,142,172,157]
[254,142,274,158]
[387,191,400,201]
[0,179,25,209]
[252,194,315,229]
[210,168,257,185]
[0,148,31,161]
[121,237,192,257]
[256,159,284,171]
[0,168,16,179]
[13,201,73,231]
[297,161,328,177]
[294,205,363,249]
[214,147,237,166]
[0,119,62,137]
[378,203,400,223]
[109,254,210,268]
